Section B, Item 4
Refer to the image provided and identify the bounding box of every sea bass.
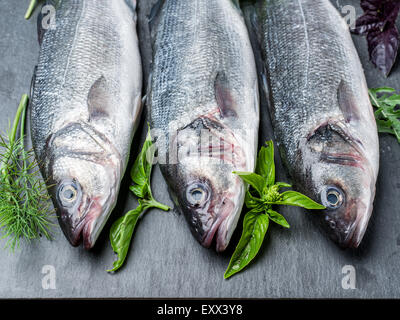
[30,0,142,249]
[149,0,259,252]
[255,0,379,247]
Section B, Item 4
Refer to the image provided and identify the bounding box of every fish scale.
[30,0,142,249]
[257,0,379,247]
[150,0,256,133]
[149,0,259,252]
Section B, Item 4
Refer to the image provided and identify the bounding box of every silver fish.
[149,0,259,252]
[256,0,379,247]
[30,0,143,249]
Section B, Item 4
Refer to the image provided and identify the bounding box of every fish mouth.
[201,213,229,252]
[60,218,93,249]
[179,179,245,253]
[341,199,373,248]
[342,223,361,248]
[58,197,102,249]
[58,194,115,249]
[200,188,244,252]
[322,191,374,249]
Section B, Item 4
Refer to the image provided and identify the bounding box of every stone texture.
[0,0,399,298]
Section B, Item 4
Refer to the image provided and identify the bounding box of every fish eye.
[186,183,210,208]
[321,186,344,209]
[57,180,81,208]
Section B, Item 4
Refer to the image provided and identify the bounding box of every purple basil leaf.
[384,2,400,26]
[354,0,400,76]
[367,26,399,76]
[353,13,384,35]
[360,0,382,12]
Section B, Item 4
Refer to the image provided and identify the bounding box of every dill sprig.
[0,94,55,251]
[25,0,39,20]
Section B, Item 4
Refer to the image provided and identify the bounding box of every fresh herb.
[108,128,170,272]
[353,0,400,77]
[224,141,325,279]
[0,95,54,251]
[369,87,400,143]
[25,0,40,20]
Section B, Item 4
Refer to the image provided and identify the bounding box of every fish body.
[149,0,259,252]
[30,0,142,249]
[256,0,379,247]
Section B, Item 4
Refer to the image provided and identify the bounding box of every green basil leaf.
[376,119,395,134]
[384,95,400,105]
[369,87,395,96]
[130,128,155,198]
[275,182,292,189]
[256,140,275,186]
[369,88,400,144]
[233,171,265,196]
[244,191,263,209]
[108,125,170,273]
[140,198,171,212]
[107,205,145,273]
[224,210,269,279]
[388,115,400,143]
[129,184,148,199]
[273,191,325,209]
[267,209,290,228]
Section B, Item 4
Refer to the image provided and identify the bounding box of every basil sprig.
[224,141,325,279]
[107,128,170,272]
[369,87,400,143]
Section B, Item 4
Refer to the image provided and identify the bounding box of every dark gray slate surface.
[0,0,399,298]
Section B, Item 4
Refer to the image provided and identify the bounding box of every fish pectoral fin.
[214,72,238,119]
[337,80,361,123]
[87,76,115,121]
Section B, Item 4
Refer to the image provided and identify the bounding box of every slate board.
[0,0,399,299]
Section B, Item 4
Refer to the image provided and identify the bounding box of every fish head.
[301,121,378,248]
[45,125,121,249]
[161,116,249,252]
[170,158,245,253]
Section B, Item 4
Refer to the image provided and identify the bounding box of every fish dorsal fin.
[87,76,114,121]
[214,73,237,119]
[337,80,360,123]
